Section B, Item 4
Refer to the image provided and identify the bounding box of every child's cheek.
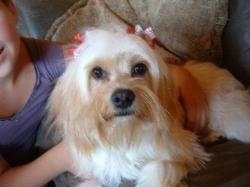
[0,19,17,41]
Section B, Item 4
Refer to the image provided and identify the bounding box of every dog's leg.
[75,179,102,187]
[136,160,188,187]
[184,62,250,143]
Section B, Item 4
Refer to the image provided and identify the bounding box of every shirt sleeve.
[39,40,66,82]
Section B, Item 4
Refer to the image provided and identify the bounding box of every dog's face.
[48,29,181,154]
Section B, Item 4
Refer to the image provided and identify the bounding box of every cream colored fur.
[184,62,250,143]
[44,29,250,187]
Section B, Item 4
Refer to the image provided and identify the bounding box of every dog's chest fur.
[76,125,169,186]
[90,148,147,184]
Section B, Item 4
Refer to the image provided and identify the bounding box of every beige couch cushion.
[46,0,228,64]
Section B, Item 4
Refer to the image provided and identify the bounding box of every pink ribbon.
[128,24,157,48]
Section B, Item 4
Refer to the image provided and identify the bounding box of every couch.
[13,0,250,186]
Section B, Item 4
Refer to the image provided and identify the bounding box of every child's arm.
[168,63,208,135]
[0,141,73,187]
[0,155,9,175]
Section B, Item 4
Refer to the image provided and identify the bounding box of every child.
[0,0,73,186]
[0,0,208,186]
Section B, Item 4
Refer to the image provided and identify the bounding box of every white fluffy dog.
[43,28,250,187]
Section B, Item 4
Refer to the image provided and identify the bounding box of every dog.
[41,28,250,187]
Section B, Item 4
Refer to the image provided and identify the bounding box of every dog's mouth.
[102,109,136,121]
[114,110,135,117]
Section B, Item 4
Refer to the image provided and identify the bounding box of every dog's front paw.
[75,179,102,187]
[201,131,227,145]
[136,160,188,187]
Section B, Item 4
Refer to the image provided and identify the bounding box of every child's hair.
[2,0,8,5]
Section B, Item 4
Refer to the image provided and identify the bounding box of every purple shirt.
[0,38,65,166]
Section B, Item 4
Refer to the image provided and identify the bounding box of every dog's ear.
[46,72,99,154]
[155,61,185,126]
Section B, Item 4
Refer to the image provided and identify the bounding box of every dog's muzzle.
[111,88,135,116]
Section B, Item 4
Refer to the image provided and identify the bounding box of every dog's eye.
[132,63,147,77]
[91,67,105,79]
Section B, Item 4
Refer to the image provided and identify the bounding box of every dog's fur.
[42,28,250,187]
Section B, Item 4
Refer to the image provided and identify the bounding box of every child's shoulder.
[22,37,65,81]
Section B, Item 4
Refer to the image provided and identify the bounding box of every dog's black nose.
[111,89,135,109]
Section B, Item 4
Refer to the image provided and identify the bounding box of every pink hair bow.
[127,24,157,48]
[68,32,85,57]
